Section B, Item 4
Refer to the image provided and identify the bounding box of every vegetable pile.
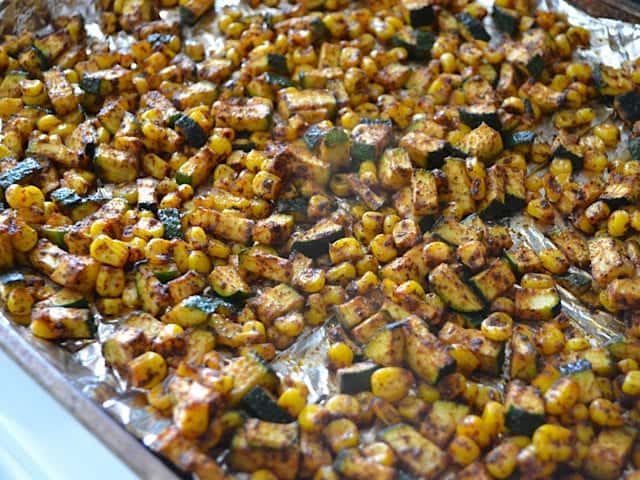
[1,0,640,478]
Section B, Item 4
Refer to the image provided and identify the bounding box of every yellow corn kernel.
[549,158,573,176]
[589,398,624,427]
[36,114,62,132]
[486,441,519,479]
[361,442,395,466]
[298,404,330,433]
[583,152,608,172]
[329,237,363,264]
[532,424,573,462]
[5,184,44,209]
[323,418,359,453]
[90,234,130,267]
[526,198,555,223]
[482,401,505,438]
[593,122,619,147]
[539,248,569,274]
[251,470,278,480]
[187,250,211,274]
[608,210,630,237]
[417,383,440,403]
[622,371,640,396]
[544,377,579,415]
[145,238,173,265]
[575,107,595,125]
[278,387,307,417]
[96,265,126,297]
[128,352,167,389]
[370,233,398,263]
[371,367,414,403]
[327,341,354,369]
[274,313,304,338]
[326,262,357,284]
[6,287,33,315]
[539,323,565,355]
[456,414,490,449]
[481,312,513,342]
[11,223,38,252]
[448,435,480,466]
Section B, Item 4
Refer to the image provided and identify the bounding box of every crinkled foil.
[0,0,638,478]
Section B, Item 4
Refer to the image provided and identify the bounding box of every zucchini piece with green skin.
[334,450,395,480]
[174,114,207,148]
[319,127,350,169]
[478,165,507,220]
[175,147,216,186]
[239,249,292,284]
[50,188,106,211]
[505,381,545,436]
[346,174,386,210]
[412,169,439,217]
[429,263,485,313]
[278,88,336,122]
[399,131,462,168]
[337,362,379,394]
[152,263,181,283]
[432,218,481,246]
[232,138,256,152]
[614,90,640,125]
[442,159,474,217]
[264,72,294,88]
[214,98,273,132]
[241,386,293,423]
[504,130,536,149]
[157,208,183,240]
[229,419,299,480]
[391,28,435,61]
[135,267,170,316]
[275,197,308,221]
[503,165,526,213]
[404,316,456,384]
[504,244,541,277]
[351,122,393,164]
[334,295,379,330]
[559,359,601,403]
[137,178,158,212]
[253,284,304,324]
[162,294,232,327]
[584,428,637,480]
[438,321,504,375]
[42,289,88,308]
[179,0,214,25]
[0,158,44,190]
[0,70,28,98]
[469,258,516,303]
[459,105,501,131]
[30,307,94,340]
[400,0,435,27]
[510,324,538,381]
[79,67,133,96]
[224,352,279,406]
[364,321,405,367]
[97,96,127,134]
[492,5,519,36]
[351,311,392,344]
[303,124,328,150]
[378,424,448,479]
[600,175,638,208]
[514,286,561,321]
[630,137,640,161]
[581,348,615,377]
[557,271,591,295]
[505,29,551,79]
[43,69,76,116]
[549,229,590,268]
[292,219,344,258]
[552,143,583,170]
[458,12,490,41]
[423,400,470,447]
[209,265,251,303]
[94,145,138,183]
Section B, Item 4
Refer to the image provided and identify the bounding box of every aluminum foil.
[0,0,638,478]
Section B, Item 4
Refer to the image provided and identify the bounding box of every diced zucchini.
[241,386,293,423]
[161,294,228,327]
[278,88,336,122]
[30,306,94,340]
[253,284,304,324]
[94,145,138,183]
[378,424,447,479]
[438,321,504,375]
[504,380,545,436]
[346,174,386,210]
[137,178,158,212]
[189,207,254,244]
[334,449,394,480]
[208,265,251,303]
[214,98,273,132]
[629,137,640,161]
[583,427,637,480]
[552,143,583,171]
[514,286,560,321]
[292,219,344,258]
[559,359,601,403]
[179,0,214,25]
[423,400,470,447]
[459,104,501,132]
[351,122,393,164]
[103,327,151,367]
[478,165,507,220]
[492,5,519,36]
[458,12,490,41]
[152,263,180,283]
[157,208,183,240]
[334,296,379,330]
[505,130,536,149]
[600,175,638,207]
[364,321,405,367]
[588,236,632,285]
[97,96,127,134]
[404,316,456,384]
[505,29,551,79]
[429,263,484,313]
[29,239,99,292]
[239,248,292,283]
[225,352,279,407]
[469,258,516,303]
[42,288,88,308]
[510,324,538,381]
[79,66,133,96]
[175,147,216,187]
[399,131,460,168]
[432,217,481,246]
[549,229,589,268]
[411,169,439,217]
[442,159,474,217]
[337,362,379,394]
[352,311,392,344]
[43,69,76,116]
[174,114,208,148]
[391,27,435,61]
[400,0,436,27]
[229,419,299,480]
[503,165,526,213]
[135,266,170,316]
[504,244,541,276]
[283,142,331,185]
[0,158,44,190]
[0,70,28,98]
[614,90,640,125]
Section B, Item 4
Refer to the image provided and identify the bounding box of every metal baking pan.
[0,318,181,480]
[570,0,640,22]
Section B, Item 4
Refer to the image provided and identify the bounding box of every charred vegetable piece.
[364,321,405,366]
[158,208,183,240]
[351,122,393,164]
[429,263,485,313]
[514,286,561,321]
[458,12,490,42]
[292,220,344,258]
[0,158,43,190]
[459,105,501,131]
[174,115,207,148]
[505,381,545,436]
[241,386,293,423]
[391,28,436,61]
[337,362,379,394]
[492,5,519,36]
[614,90,640,124]
[469,258,516,303]
[400,0,436,27]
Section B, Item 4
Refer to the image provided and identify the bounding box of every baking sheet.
[0,0,638,478]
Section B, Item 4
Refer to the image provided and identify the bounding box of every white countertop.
[0,349,137,480]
